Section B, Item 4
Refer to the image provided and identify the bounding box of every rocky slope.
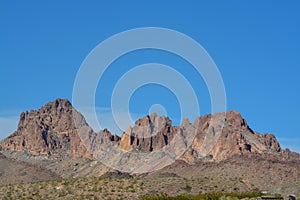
[180,111,283,162]
[0,99,118,158]
[120,113,178,152]
[1,98,299,176]
[150,154,300,195]
[0,152,60,185]
[119,111,298,163]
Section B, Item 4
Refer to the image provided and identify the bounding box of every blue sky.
[0,1,299,152]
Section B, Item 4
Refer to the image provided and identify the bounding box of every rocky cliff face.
[119,110,290,163]
[180,111,283,162]
[0,99,116,158]
[1,99,298,164]
[119,113,178,152]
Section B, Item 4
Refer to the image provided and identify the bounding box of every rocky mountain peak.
[225,110,248,127]
[1,98,91,157]
[120,113,177,152]
[1,99,299,166]
[181,118,191,127]
[17,98,87,134]
[119,110,297,163]
[180,110,287,162]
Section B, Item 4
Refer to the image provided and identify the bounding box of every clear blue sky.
[0,1,299,152]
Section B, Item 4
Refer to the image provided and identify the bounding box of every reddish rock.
[118,110,300,163]
[1,99,93,158]
[119,113,178,152]
[1,99,299,165]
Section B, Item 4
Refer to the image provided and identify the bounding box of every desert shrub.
[140,190,263,200]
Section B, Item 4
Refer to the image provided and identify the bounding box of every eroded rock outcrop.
[118,110,297,163]
[1,99,112,158]
[180,111,283,162]
[1,99,298,165]
[119,113,178,152]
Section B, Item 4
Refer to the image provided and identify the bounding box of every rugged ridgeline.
[1,98,299,163]
[119,111,298,163]
[0,98,299,194]
[0,99,120,182]
[0,99,120,159]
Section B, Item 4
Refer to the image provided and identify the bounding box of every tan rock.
[1,98,298,167]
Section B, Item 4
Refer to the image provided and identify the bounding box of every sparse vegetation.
[140,190,263,200]
[1,176,288,200]
[0,177,143,200]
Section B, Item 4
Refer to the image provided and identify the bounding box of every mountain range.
[0,98,299,195]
